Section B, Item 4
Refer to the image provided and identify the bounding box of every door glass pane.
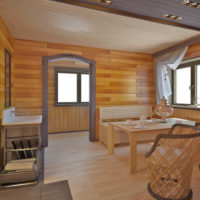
[58,73,77,103]
[175,67,191,104]
[81,74,89,102]
[197,65,200,104]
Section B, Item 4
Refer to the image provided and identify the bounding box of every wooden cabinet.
[0,107,42,187]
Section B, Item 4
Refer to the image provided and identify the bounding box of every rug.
[0,180,73,200]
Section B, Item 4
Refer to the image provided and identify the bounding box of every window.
[172,59,200,106]
[175,67,191,104]
[81,74,89,102]
[58,73,77,103]
[55,67,89,106]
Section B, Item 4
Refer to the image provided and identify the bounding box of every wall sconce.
[90,0,112,5]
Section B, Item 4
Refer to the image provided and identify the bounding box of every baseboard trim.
[48,130,89,134]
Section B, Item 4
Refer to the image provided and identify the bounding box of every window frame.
[172,59,200,107]
[54,67,89,106]
[5,48,12,108]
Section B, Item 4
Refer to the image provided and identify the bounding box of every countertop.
[2,115,42,126]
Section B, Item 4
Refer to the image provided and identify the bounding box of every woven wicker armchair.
[195,122,200,127]
[145,124,200,200]
[168,123,199,135]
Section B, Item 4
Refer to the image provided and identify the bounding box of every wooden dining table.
[107,118,195,174]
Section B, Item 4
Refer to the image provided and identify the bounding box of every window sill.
[172,105,200,110]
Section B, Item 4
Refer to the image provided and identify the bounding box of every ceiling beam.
[51,0,200,32]
[153,35,200,58]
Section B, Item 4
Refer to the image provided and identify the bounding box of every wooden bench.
[99,105,152,146]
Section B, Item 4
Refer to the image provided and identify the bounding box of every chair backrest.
[168,123,200,135]
[195,121,200,127]
[146,124,200,158]
[99,105,152,121]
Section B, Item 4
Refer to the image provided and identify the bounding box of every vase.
[154,97,173,122]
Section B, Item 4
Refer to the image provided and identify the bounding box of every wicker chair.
[145,124,200,200]
[195,122,200,127]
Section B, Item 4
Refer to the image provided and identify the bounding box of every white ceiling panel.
[0,0,199,53]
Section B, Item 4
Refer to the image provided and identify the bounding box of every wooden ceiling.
[0,0,199,53]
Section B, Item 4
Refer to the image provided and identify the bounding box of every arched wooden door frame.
[42,54,97,147]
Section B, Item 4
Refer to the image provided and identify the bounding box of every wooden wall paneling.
[47,61,89,133]
[0,16,14,166]
[110,50,155,106]
[184,42,200,60]
[13,39,84,118]
[153,36,200,58]
[14,39,156,138]
[1,16,200,139]
[0,17,14,120]
[14,41,47,116]
[82,47,155,137]
[171,108,200,122]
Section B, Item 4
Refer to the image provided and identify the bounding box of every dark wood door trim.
[42,54,97,147]
[5,48,12,108]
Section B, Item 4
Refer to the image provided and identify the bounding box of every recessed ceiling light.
[182,0,200,9]
[170,15,176,19]
[190,2,198,6]
[90,0,112,5]
[182,0,190,5]
[163,14,183,21]
[101,0,112,4]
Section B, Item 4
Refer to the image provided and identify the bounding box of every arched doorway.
[42,54,97,148]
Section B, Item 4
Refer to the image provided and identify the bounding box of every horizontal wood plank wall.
[0,17,14,122]
[48,63,89,133]
[0,16,14,165]
[13,39,155,138]
[184,43,200,60]
[82,47,155,137]
[172,43,200,121]
[171,108,200,122]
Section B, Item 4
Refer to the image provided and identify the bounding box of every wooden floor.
[44,132,200,200]
[0,181,72,200]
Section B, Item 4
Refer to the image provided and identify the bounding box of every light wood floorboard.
[44,132,200,200]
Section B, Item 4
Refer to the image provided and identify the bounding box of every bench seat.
[99,105,152,146]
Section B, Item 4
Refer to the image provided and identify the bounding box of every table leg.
[108,124,114,154]
[130,134,137,174]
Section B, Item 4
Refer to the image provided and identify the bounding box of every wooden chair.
[145,124,200,200]
[168,123,200,135]
[195,121,200,127]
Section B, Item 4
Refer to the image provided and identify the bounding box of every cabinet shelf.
[6,147,38,152]
[1,115,42,186]
[6,135,39,141]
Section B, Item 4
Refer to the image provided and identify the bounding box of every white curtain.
[155,46,188,103]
